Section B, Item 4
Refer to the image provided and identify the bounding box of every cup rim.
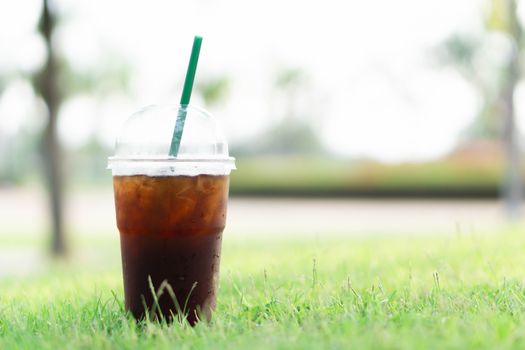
[107,156,235,162]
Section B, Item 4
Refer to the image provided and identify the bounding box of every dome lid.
[108,104,235,176]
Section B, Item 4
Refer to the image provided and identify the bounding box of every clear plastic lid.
[108,104,235,176]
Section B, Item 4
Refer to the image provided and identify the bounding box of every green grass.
[3,228,525,349]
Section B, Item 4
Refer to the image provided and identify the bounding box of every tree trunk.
[38,0,66,256]
[502,0,522,219]
[502,60,521,218]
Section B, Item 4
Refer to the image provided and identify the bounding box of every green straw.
[169,36,203,157]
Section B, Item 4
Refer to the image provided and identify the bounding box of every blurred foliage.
[436,0,521,139]
[0,75,6,92]
[438,35,480,74]
[274,67,309,121]
[231,119,324,156]
[57,54,132,98]
[0,130,41,185]
[275,67,307,90]
[1,57,130,185]
[28,49,132,102]
[437,33,501,138]
[485,0,517,32]
[231,65,325,156]
[197,76,230,106]
[230,155,505,197]
[3,3,522,199]
[65,138,112,186]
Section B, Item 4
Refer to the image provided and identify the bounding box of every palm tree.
[260,67,323,155]
[36,0,65,256]
[439,0,522,217]
[32,0,131,257]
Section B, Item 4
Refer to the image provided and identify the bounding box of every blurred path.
[228,198,521,237]
[1,187,522,276]
[0,187,520,238]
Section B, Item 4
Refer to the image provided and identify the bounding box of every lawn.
[2,228,525,349]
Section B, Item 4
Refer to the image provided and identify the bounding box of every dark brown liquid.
[113,175,229,325]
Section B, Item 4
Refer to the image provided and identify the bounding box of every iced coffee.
[114,175,228,324]
[108,104,235,325]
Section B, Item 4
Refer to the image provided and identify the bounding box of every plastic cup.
[108,105,235,325]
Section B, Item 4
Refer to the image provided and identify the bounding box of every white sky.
[2,0,520,162]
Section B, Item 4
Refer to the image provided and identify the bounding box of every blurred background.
[2,0,525,271]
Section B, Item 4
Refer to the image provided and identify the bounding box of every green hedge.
[230,156,507,197]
